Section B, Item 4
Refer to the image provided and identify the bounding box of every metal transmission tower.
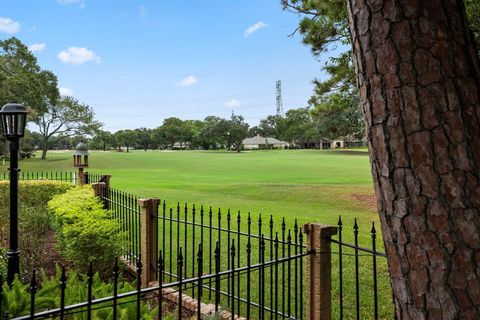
[276,80,283,116]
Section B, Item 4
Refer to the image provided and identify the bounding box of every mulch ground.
[40,229,66,278]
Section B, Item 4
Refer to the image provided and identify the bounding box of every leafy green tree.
[283,108,316,145]
[199,116,225,150]
[248,125,262,137]
[0,37,59,112]
[258,115,286,139]
[90,130,113,151]
[47,134,75,150]
[151,126,168,149]
[33,96,102,159]
[134,127,153,151]
[19,129,42,158]
[185,119,205,149]
[0,37,59,156]
[281,1,362,142]
[161,117,185,148]
[113,129,137,152]
[222,114,249,152]
[311,91,364,141]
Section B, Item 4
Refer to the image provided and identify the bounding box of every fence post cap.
[303,223,337,237]
[91,182,106,187]
[138,198,160,207]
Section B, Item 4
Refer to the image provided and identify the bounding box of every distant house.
[332,137,367,149]
[294,139,332,149]
[331,139,345,149]
[172,142,188,150]
[242,135,289,150]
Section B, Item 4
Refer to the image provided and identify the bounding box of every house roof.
[242,135,287,145]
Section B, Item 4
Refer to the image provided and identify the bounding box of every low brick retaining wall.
[149,282,246,320]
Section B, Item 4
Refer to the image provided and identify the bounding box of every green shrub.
[0,181,72,280]
[1,268,158,318]
[0,180,73,214]
[48,187,123,273]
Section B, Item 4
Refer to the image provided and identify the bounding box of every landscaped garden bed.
[0,182,160,318]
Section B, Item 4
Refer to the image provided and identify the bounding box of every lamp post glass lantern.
[0,102,28,285]
[0,103,28,139]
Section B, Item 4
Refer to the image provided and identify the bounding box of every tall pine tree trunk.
[347,0,480,318]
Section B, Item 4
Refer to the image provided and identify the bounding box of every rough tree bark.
[347,0,480,318]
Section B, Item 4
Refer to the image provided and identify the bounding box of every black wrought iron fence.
[0,171,75,183]
[155,201,308,319]
[6,258,148,320]
[99,187,141,266]
[86,172,106,184]
[4,236,311,320]
[0,171,109,185]
[0,173,393,319]
[330,217,391,320]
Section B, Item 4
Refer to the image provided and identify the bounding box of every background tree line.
[21,104,365,153]
[85,105,364,152]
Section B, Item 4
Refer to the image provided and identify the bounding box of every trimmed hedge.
[0,180,72,213]
[48,187,123,273]
[0,180,73,280]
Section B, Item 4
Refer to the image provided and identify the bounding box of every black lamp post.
[0,102,28,285]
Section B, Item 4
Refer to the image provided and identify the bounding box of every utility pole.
[276,80,283,117]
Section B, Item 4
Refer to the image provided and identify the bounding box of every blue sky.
[0,0,326,131]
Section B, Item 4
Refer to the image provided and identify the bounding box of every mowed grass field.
[4,149,378,231]
[1,149,394,318]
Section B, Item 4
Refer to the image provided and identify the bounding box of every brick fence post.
[304,223,337,320]
[91,182,109,209]
[91,182,106,197]
[138,198,160,287]
[101,175,111,190]
[77,167,84,186]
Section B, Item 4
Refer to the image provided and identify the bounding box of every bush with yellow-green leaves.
[48,186,123,274]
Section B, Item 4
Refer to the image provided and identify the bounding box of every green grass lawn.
[3,149,378,231]
[1,149,393,318]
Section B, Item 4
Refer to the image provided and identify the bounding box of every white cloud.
[244,21,268,38]
[178,75,198,87]
[225,99,240,109]
[57,0,85,7]
[0,17,20,34]
[57,47,101,65]
[29,43,46,52]
[59,87,74,96]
